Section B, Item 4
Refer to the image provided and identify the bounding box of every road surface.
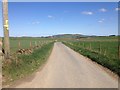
[9,42,118,88]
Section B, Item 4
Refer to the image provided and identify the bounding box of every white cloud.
[99,8,107,12]
[115,8,120,11]
[81,11,93,15]
[32,21,40,24]
[98,20,103,23]
[48,15,54,18]
[98,18,105,23]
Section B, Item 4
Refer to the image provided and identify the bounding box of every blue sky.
[0,2,119,37]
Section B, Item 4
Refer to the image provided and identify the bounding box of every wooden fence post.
[35,41,37,46]
[104,49,106,56]
[89,43,91,51]
[0,38,2,56]
[83,42,84,48]
[30,41,32,48]
[18,41,21,49]
[118,45,120,59]
[99,43,101,54]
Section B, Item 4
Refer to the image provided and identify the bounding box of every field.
[2,36,120,86]
[66,41,118,60]
[63,36,120,76]
[2,37,54,85]
[9,37,54,54]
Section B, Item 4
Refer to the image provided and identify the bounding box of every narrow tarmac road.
[9,42,118,88]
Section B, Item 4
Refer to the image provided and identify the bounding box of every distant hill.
[46,34,88,39]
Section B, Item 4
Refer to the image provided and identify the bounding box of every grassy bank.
[2,42,54,85]
[63,41,120,76]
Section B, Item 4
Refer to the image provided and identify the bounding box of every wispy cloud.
[48,15,54,18]
[99,8,107,12]
[98,20,103,23]
[98,19,105,23]
[32,21,40,24]
[115,8,120,11]
[81,11,93,15]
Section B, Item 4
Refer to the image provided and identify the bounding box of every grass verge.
[2,42,54,85]
[63,42,120,76]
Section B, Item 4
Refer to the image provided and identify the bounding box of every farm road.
[10,42,118,88]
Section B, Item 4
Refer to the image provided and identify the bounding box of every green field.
[63,36,120,76]
[9,37,54,54]
[9,36,118,61]
[2,37,54,85]
[2,36,120,85]
[66,41,118,60]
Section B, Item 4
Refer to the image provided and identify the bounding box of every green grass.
[69,41,118,60]
[78,36,118,41]
[3,42,54,85]
[63,40,120,76]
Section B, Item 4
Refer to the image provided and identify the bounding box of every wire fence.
[9,38,53,55]
[67,41,118,60]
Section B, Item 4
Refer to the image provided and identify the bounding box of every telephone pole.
[2,0,10,59]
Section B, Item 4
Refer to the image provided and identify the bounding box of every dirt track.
[9,42,118,88]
